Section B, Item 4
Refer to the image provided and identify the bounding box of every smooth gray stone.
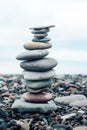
[69,99,87,107]
[54,95,86,104]
[22,69,55,81]
[34,33,48,38]
[20,58,57,71]
[30,25,55,30]
[31,28,50,34]
[12,98,57,114]
[24,42,52,50]
[16,50,49,61]
[24,79,51,89]
[32,37,50,42]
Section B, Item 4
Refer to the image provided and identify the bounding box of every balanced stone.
[34,33,48,38]
[32,37,51,42]
[28,87,49,93]
[12,98,57,114]
[69,99,87,107]
[23,92,53,103]
[20,58,57,71]
[23,69,55,81]
[24,79,51,89]
[16,50,49,61]
[54,95,86,104]
[31,28,50,34]
[30,25,55,30]
[24,42,52,50]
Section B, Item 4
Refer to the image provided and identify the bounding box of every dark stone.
[32,37,51,42]
[20,58,57,71]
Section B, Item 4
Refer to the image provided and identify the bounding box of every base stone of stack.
[12,98,57,114]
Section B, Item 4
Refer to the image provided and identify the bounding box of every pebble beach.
[0,74,87,130]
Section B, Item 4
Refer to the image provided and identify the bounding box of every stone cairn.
[12,25,58,114]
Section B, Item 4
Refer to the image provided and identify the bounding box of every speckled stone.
[16,50,49,60]
[24,79,51,89]
[22,69,55,81]
[20,58,57,71]
[24,42,52,50]
[12,99,57,114]
[23,92,53,103]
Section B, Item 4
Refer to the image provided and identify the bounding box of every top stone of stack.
[30,25,55,30]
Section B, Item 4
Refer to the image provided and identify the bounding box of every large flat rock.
[24,42,52,50]
[22,69,55,81]
[20,58,57,71]
[12,98,57,114]
[69,99,87,107]
[54,95,86,104]
[16,50,49,61]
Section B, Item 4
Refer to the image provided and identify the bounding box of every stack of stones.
[12,25,58,114]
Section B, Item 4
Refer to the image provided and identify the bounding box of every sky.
[0,0,87,74]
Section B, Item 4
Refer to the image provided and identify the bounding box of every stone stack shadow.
[12,25,58,114]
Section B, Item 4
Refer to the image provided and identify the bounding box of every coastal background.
[0,0,87,74]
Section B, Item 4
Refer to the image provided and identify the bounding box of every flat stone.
[61,113,76,120]
[16,50,49,60]
[28,87,49,93]
[54,95,86,104]
[12,98,57,114]
[24,79,51,89]
[23,92,53,103]
[23,69,55,81]
[20,58,57,71]
[73,126,87,130]
[30,25,55,30]
[34,33,48,38]
[32,37,51,42]
[24,42,52,50]
[69,99,87,107]
[31,28,50,34]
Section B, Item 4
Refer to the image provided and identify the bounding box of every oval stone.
[22,69,55,81]
[34,33,48,38]
[16,50,49,61]
[23,92,53,103]
[31,28,50,34]
[32,37,50,42]
[69,99,87,107]
[24,42,52,50]
[28,87,49,93]
[20,58,57,71]
[30,25,55,30]
[24,79,51,89]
